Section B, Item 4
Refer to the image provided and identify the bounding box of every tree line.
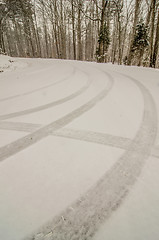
[0,0,159,68]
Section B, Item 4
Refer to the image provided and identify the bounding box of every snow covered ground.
[0,55,159,240]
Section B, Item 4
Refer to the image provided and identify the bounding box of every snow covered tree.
[96,0,110,63]
[131,21,149,66]
[0,0,158,68]
[127,0,142,65]
[96,23,110,63]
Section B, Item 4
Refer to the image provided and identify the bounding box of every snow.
[93,156,159,240]
[67,70,144,139]
[0,137,123,240]
[0,56,159,240]
[0,129,27,147]
[0,54,26,73]
[109,64,159,145]
[0,55,13,73]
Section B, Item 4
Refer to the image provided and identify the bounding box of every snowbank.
[0,55,27,73]
[0,55,14,72]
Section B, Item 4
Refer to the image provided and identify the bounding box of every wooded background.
[0,0,159,68]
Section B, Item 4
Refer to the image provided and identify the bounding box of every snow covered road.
[0,56,159,240]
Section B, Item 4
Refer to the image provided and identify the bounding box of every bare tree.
[0,0,158,68]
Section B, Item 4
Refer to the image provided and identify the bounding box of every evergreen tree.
[96,23,110,62]
[131,21,149,66]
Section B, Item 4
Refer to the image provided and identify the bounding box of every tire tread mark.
[0,64,75,103]
[0,69,90,121]
[0,71,113,162]
[25,72,157,240]
[0,122,158,158]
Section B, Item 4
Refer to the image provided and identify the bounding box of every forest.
[0,0,159,68]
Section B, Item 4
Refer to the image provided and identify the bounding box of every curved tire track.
[0,70,114,162]
[25,72,157,240]
[0,121,41,132]
[0,64,75,103]
[0,68,91,121]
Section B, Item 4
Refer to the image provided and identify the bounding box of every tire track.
[0,68,91,121]
[25,72,157,240]
[0,69,113,162]
[0,63,74,103]
[0,121,131,150]
[54,128,159,159]
[0,122,158,158]
[53,128,132,150]
[0,121,41,132]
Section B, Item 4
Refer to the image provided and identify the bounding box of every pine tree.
[96,0,109,63]
[96,23,110,62]
[127,0,142,65]
[131,21,149,66]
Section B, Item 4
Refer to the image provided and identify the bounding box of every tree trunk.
[149,0,156,67]
[71,0,76,60]
[146,0,153,26]
[33,2,42,58]
[13,17,24,56]
[59,0,66,59]
[138,49,144,66]
[111,15,117,64]
[152,9,159,68]
[117,13,122,65]
[97,0,108,63]
[0,20,5,53]
[77,0,82,60]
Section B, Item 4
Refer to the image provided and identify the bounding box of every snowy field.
[0,55,159,240]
